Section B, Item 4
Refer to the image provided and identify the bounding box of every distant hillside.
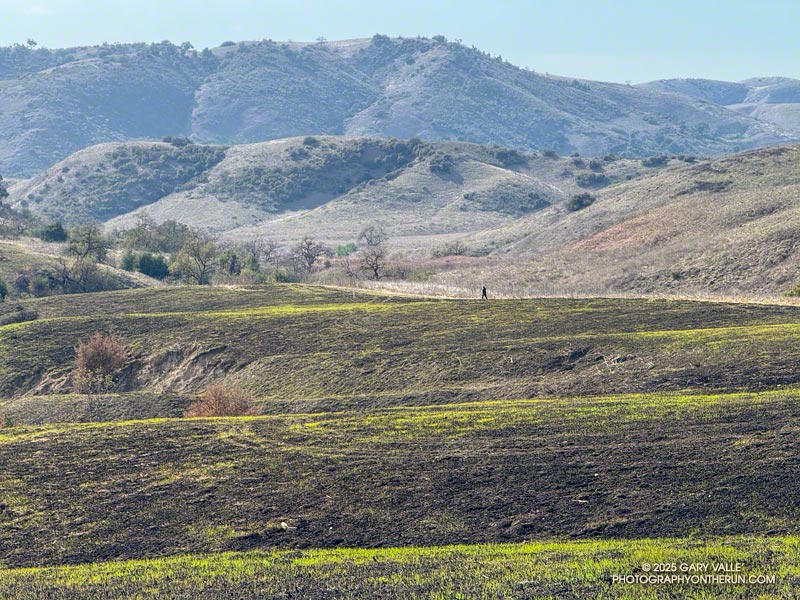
[433,144,800,297]
[640,77,800,136]
[9,136,668,251]
[0,37,794,176]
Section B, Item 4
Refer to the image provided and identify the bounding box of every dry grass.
[73,333,128,393]
[185,383,258,417]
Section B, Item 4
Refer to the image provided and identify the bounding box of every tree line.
[1,213,393,300]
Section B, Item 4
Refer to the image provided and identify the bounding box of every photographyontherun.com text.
[612,563,776,586]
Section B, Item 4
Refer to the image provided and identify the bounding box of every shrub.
[588,159,604,172]
[138,253,169,279]
[576,173,610,188]
[641,155,669,167]
[492,148,528,168]
[0,278,6,301]
[121,250,138,271]
[302,136,320,147]
[73,333,128,393]
[431,240,468,258]
[567,193,596,211]
[542,149,558,158]
[185,383,257,417]
[429,153,455,174]
[336,242,358,257]
[36,222,68,242]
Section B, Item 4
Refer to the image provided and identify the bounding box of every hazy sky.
[2,0,798,83]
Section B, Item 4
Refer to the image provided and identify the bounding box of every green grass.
[5,284,800,597]
[2,389,800,569]
[3,285,800,411]
[0,536,797,599]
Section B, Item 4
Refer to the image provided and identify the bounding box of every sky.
[2,0,798,83]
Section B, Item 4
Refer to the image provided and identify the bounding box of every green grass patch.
[0,537,797,599]
[2,389,800,568]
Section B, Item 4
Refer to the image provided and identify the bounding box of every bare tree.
[242,237,279,270]
[358,224,389,280]
[291,236,331,273]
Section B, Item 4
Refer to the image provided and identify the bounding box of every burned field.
[1,285,800,596]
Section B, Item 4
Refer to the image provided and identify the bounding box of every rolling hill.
[434,144,800,297]
[8,136,665,250]
[1,284,800,600]
[11,137,800,298]
[0,37,795,176]
[641,76,800,136]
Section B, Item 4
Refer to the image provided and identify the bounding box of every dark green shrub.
[37,222,68,242]
[588,159,604,172]
[138,253,169,279]
[642,155,669,167]
[567,193,596,211]
[429,153,455,174]
[576,173,610,188]
[121,250,138,271]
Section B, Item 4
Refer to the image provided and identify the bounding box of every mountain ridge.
[0,36,796,176]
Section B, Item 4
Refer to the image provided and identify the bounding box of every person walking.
[481,286,488,300]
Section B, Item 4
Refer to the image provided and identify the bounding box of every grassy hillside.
[3,383,800,569]
[15,138,800,298]
[0,37,794,176]
[642,77,800,136]
[428,144,800,297]
[4,285,800,405]
[0,238,148,300]
[8,136,668,246]
[2,284,800,597]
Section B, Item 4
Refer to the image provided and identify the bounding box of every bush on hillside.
[185,383,258,417]
[429,153,455,174]
[567,193,596,212]
[588,159,605,172]
[576,172,610,188]
[641,155,669,167]
[138,253,169,279]
[73,333,128,393]
[35,222,68,242]
[0,278,6,301]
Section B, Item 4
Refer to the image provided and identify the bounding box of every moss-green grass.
[2,389,800,568]
[1,536,797,599]
[4,285,800,411]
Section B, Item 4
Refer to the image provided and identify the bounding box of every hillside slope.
[0,37,794,175]
[641,77,800,136]
[431,144,800,297]
[9,136,663,250]
[3,286,800,570]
